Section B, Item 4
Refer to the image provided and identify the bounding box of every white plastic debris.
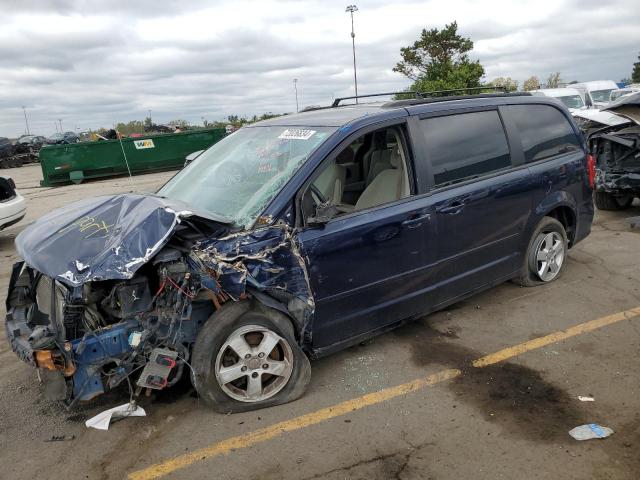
[85,402,146,431]
[578,396,595,402]
[569,424,613,441]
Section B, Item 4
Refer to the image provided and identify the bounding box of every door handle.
[401,213,431,228]
[437,200,466,214]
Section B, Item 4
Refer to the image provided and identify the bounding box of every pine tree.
[632,52,640,83]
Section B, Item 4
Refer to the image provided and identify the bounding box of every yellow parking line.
[473,306,640,367]
[128,306,640,480]
[129,368,461,480]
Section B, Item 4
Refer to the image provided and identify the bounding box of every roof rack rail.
[331,86,509,107]
[382,91,531,108]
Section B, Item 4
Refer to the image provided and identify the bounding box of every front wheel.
[513,216,568,287]
[192,303,311,413]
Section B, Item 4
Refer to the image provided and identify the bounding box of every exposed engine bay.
[5,193,313,405]
[584,92,640,202]
[589,124,640,196]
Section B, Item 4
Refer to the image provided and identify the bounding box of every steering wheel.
[310,184,328,205]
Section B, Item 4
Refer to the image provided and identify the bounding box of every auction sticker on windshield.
[134,139,155,149]
[278,129,316,140]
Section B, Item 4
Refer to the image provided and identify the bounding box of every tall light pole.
[58,118,63,132]
[22,106,30,135]
[345,5,359,103]
[293,78,299,113]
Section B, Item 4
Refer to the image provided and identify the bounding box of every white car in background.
[571,80,619,108]
[529,88,586,112]
[610,84,640,102]
[0,176,26,230]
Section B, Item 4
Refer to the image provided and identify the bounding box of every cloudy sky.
[1,0,639,137]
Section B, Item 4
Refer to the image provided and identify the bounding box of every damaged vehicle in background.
[586,92,640,210]
[45,131,80,145]
[5,91,594,413]
[529,87,586,113]
[572,80,619,108]
[1,176,26,230]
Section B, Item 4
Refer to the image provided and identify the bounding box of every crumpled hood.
[16,193,229,286]
[602,92,640,126]
[572,109,630,127]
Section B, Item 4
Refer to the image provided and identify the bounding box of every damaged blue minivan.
[5,92,594,412]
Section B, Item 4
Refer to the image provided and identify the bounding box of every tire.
[594,191,633,210]
[513,216,568,287]
[191,302,311,413]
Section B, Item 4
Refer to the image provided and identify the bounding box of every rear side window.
[503,105,580,163]
[420,110,511,187]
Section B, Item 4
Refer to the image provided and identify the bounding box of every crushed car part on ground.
[0,137,39,169]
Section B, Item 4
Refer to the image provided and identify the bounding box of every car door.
[416,108,533,305]
[296,122,438,353]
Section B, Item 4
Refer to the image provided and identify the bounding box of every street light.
[345,5,359,103]
[22,106,30,135]
[58,118,63,132]
[293,78,299,113]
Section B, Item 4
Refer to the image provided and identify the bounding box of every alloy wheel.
[215,325,294,402]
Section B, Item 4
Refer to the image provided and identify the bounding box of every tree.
[545,72,562,88]
[523,76,541,91]
[168,119,189,129]
[114,120,145,135]
[143,116,152,128]
[488,77,519,92]
[632,52,640,83]
[393,21,485,92]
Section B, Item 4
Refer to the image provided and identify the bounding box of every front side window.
[159,125,336,228]
[610,90,631,101]
[502,105,581,163]
[590,89,614,103]
[558,95,584,109]
[420,111,511,187]
[301,126,412,222]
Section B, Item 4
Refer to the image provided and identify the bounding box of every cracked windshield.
[158,125,336,227]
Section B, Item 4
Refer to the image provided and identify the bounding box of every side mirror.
[184,150,205,168]
[307,203,338,226]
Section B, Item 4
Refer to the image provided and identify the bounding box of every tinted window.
[421,111,511,187]
[503,105,580,163]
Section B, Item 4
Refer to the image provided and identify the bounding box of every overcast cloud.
[1,0,639,137]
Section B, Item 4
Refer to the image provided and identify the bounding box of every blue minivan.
[6,92,594,412]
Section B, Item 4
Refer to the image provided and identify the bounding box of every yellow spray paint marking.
[58,215,114,239]
[128,306,640,480]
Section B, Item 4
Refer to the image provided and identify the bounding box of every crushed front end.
[5,253,214,403]
[589,124,640,197]
[588,93,640,200]
[5,193,314,406]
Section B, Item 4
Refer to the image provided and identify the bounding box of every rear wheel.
[192,303,311,413]
[594,191,633,210]
[514,216,568,287]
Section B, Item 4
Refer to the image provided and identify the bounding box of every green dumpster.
[38,128,226,186]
